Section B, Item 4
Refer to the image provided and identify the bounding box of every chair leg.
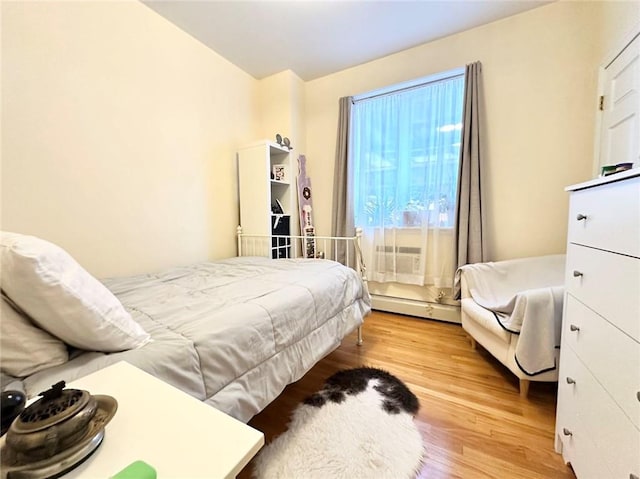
[519,379,530,398]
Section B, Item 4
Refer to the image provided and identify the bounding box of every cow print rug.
[252,367,424,479]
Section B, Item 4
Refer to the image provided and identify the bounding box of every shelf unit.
[237,140,296,258]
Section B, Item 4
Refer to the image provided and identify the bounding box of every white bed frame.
[236,226,367,345]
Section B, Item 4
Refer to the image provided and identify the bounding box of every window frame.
[351,68,466,230]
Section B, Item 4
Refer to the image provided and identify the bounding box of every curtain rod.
[352,67,465,103]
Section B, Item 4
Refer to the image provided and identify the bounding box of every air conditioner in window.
[374,246,422,275]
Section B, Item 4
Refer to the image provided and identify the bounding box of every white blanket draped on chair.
[455,254,566,375]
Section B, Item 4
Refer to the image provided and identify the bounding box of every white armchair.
[456,255,566,398]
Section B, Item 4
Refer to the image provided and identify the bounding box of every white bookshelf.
[237,140,297,257]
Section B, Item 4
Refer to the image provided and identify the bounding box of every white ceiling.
[143,1,551,81]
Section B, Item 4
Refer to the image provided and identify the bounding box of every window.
[351,71,465,229]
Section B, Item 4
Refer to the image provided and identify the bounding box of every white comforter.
[22,257,371,422]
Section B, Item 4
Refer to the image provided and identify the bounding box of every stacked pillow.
[1,295,68,377]
[1,232,151,377]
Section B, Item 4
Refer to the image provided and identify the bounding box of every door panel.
[599,33,639,168]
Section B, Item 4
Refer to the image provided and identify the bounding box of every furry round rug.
[253,367,424,479]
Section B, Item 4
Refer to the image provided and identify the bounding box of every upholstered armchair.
[456,255,566,397]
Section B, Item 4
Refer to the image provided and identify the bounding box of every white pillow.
[1,296,69,377]
[1,232,151,352]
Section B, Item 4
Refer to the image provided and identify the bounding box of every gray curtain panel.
[453,61,487,299]
[332,96,354,266]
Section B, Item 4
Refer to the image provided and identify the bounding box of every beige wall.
[256,70,306,155]
[1,1,257,277]
[304,1,632,262]
[2,1,636,280]
[594,0,639,61]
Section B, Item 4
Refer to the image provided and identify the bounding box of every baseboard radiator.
[371,294,461,324]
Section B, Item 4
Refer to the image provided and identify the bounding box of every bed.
[0,230,371,423]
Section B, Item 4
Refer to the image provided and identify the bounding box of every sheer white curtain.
[352,75,464,286]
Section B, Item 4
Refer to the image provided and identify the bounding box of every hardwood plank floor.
[239,311,576,478]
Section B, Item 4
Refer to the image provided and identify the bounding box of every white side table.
[58,361,264,478]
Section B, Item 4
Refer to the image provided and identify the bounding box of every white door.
[598,33,640,171]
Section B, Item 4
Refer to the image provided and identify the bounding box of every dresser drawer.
[558,346,640,478]
[566,243,640,341]
[577,356,640,479]
[563,294,640,429]
[555,347,614,479]
[567,175,640,257]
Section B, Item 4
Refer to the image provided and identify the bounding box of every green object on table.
[110,460,157,479]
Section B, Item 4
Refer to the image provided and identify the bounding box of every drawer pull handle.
[562,428,572,436]
[570,324,580,332]
[576,214,587,221]
[573,270,583,277]
[566,377,576,385]
[637,391,640,402]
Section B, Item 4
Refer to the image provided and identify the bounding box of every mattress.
[23,257,371,422]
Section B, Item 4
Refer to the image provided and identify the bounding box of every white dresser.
[555,169,640,478]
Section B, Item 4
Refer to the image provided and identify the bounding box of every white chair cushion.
[1,232,151,352]
[460,297,512,343]
[1,296,69,377]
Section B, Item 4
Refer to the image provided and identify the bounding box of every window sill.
[361,226,454,232]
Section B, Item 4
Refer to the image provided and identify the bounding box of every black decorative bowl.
[1,390,26,436]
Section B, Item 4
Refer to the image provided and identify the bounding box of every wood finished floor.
[239,311,576,479]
